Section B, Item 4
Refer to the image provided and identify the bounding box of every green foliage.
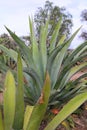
[3,71,16,130]
[0,68,87,130]
[23,105,34,130]
[0,17,87,130]
[0,63,51,130]
[0,47,87,129]
[0,17,86,110]
[26,72,51,130]
[45,92,87,130]
[13,53,24,129]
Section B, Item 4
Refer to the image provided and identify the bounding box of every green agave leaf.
[64,53,87,72]
[29,16,33,38]
[68,62,87,80]
[58,62,87,90]
[60,83,87,101]
[56,46,87,89]
[72,73,87,86]
[26,72,51,130]
[73,45,87,59]
[24,81,40,105]
[51,27,81,88]
[24,97,36,106]
[0,110,4,130]
[56,53,87,89]
[5,26,34,68]
[57,81,84,99]
[13,53,24,129]
[24,67,43,97]
[40,20,49,77]
[64,41,87,67]
[50,17,62,52]
[45,92,87,130]
[47,43,65,74]
[23,105,34,130]
[23,73,37,104]
[29,17,43,81]
[3,70,16,130]
[57,34,66,46]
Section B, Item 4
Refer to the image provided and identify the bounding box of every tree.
[0,33,17,69]
[80,9,87,40]
[81,9,87,21]
[34,0,73,42]
[0,33,17,49]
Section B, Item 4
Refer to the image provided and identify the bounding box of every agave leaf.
[72,73,87,85]
[29,18,43,81]
[26,72,51,130]
[73,45,87,59]
[23,105,34,130]
[13,53,24,129]
[68,62,87,80]
[64,53,87,72]
[5,26,34,68]
[45,92,87,130]
[56,53,87,89]
[56,43,87,88]
[24,71,44,104]
[64,41,87,67]
[40,20,49,77]
[24,97,36,106]
[29,16,33,39]
[0,110,4,130]
[24,67,43,97]
[3,70,16,130]
[47,43,65,74]
[50,17,62,52]
[60,83,87,101]
[24,83,40,105]
[57,34,66,46]
[51,27,81,88]
[24,68,47,104]
[58,62,87,90]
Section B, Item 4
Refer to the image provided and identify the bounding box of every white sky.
[0,0,87,48]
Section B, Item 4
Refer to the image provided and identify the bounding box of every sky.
[0,0,87,48]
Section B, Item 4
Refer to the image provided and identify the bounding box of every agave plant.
[0,57,87,130]
[0,17,87,111]
[0,54,51,130]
